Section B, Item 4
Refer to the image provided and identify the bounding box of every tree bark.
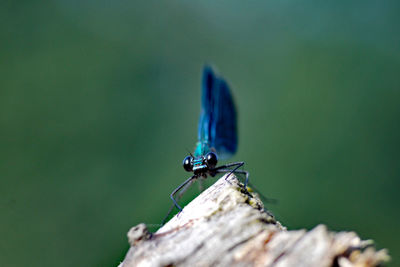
[119,174,389,267]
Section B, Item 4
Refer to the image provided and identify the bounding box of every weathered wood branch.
[120,174,389,267]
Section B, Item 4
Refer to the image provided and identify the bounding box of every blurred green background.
[1,0,399,266]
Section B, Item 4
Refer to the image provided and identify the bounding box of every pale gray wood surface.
[120,174,389,267]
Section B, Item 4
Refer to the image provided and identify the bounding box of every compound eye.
[183,156,193,172]
[205,152,218,169]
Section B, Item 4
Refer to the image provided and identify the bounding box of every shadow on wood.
[120,174,389,267]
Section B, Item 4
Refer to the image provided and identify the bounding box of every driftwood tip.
[120,174,389,267]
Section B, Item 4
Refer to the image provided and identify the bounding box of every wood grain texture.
[120,174,389,267]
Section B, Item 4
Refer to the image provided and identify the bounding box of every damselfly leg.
[215,164,277,205]
[162,175,196,225]
[213,161,247,187]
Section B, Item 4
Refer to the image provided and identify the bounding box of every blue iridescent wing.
[198,66,238,159]
[212,75,238,158]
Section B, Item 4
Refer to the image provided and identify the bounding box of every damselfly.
[163,66,253,224]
